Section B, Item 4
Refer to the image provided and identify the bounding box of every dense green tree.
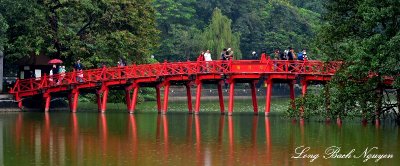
[0,0,159,71]
[203,8,241,60]
[153,0,197,34]
[262,0,320,54]
[303,0,400,122]
[0,14,7,47]
[153,0,199,61]
[0,14,7,91]
[289,0,327,14]
[152,0,324,60]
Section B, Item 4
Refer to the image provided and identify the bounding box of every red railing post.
[285,60,289,72]
[303,58,308,73]
[72,69,76,83]
[163,60,168,75]
[228,59,233,73]
[30,79,33,89]
[42,73,48,88]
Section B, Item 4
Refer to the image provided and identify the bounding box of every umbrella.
[48,59,63,64]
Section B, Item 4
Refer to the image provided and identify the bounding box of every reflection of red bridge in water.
[11,60,343,115]
[13,113,276,165]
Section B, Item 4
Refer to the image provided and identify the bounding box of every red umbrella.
[48,59,63,64]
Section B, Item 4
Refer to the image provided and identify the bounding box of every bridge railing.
[10,60,342,94]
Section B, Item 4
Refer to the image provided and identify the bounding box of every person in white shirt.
[204,50,212,71]
[204,50,212,61]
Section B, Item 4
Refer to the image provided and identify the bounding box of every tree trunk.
[397,89,400,124]
[0,47,3,92]
[324,83,331,122]
[375,85,383,122]
[360,95,367,123]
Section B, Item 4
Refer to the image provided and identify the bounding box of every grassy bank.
[78,98,291,114]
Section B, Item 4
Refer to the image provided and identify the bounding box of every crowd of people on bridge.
[197,47,308,62]
[45,46,309,84]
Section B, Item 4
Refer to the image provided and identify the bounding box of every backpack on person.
[297,52,303,60]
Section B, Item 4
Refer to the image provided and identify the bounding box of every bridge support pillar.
[129,85,140,114]
[156,86,161,113]
[228,80,235,116]
[301,80,308,96]
[217,80,225,114]
[250,80,258,115]
[195,81,202,115]
[265,79,273,116]
[162,83,170,115]
[289,80,295,109]
[97,87,109,113]
[185,84,193,114]
[70,89,79,113]
[301,80,308,117]
[43,93,51,112]
[16,95,23,109]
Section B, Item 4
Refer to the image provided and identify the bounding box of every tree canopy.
[203,8,241,60]
[0,0,159,71]
[297,0,400,122]
[153,0,322,60]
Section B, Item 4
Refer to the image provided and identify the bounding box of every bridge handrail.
[10,60,342,94]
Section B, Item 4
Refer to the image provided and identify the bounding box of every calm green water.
[0,99,399,166]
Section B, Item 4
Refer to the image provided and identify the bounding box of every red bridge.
[10,60,342,115]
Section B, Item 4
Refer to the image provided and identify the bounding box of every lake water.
[0,99,399,165]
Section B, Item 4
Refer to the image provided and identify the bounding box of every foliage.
[153,0,200,61]
[0,0,159,72]
[80,87,156,105]
[0,14,7,48]
[286,88,331,121]
[153,2,242,61]
[307,0,400,122]
[202,8,241,60]
[153,0,322,60]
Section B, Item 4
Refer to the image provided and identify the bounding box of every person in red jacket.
[260,49,269,63]
[197,51,205,61]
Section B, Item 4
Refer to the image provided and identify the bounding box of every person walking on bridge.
[220,48,227,60]
[225,48,234,60]
[260,49,269,63]
[204,50,212,72]
[74,59,84,82]
[197,51,205,72]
